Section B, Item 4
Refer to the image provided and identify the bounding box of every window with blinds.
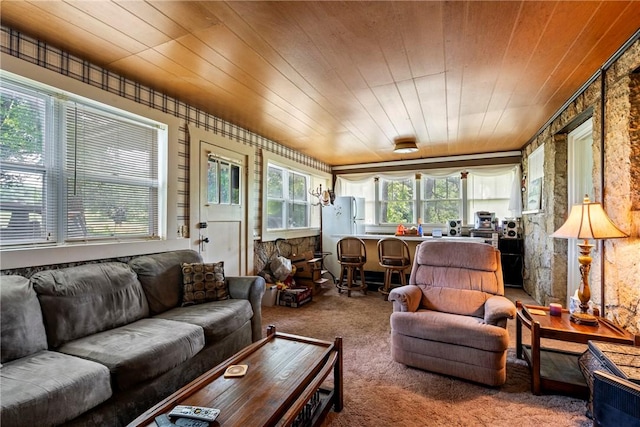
[0,76,164,247]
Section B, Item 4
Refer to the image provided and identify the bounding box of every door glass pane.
[219,161,230,204]
[231,164,240,205]
[207,159,219,204]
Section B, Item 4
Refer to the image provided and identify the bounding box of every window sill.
[0,238,191,270]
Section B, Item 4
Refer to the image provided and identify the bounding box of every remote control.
[174,418,209,427]
[169,405,220,422]
[155,414,176,427]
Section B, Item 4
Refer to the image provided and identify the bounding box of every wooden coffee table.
[128,326,343,427]
[516,301,638,397]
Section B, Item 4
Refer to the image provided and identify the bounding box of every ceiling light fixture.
[393,137,419,154]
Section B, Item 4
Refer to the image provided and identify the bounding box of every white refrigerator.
[321,196,366,278]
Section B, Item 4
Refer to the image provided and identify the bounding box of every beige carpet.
[261,285,591,427]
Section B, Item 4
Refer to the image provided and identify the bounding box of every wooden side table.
[515,301,638,396]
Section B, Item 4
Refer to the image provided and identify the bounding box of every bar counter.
[326,234,486,273]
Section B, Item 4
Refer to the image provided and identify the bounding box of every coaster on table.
[224,364,248,378]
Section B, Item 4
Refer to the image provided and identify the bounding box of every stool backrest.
[377,238,411,266]
[337,237,366,263]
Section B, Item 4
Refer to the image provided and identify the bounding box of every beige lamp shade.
[552,196,628,240]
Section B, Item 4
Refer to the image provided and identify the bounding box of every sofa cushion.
[390,309,509,353]
[31,262,149,348]
[181,262,229,306]
[156,299,253,343]
[57,318,205,391]
[0,350,112,427]
[129,250,203,314]
[0,275,48,363]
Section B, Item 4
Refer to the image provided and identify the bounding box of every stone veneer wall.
[254,236,319,279]
[522,39,640,334]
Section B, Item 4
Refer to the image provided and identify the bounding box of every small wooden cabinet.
[498,238,523,287]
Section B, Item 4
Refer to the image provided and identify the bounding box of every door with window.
[189,125,254,276]
[567,119,594,304]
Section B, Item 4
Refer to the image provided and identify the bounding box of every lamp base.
[570,311,599,326]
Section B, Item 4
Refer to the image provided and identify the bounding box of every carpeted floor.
[261,284,591,427]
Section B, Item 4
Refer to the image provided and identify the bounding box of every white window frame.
[261,151,329,242]
[420,174,463,225]
[378,176,416,225]
[0,57,186,269]
[336,164,519,233]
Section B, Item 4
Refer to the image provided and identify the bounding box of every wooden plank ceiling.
[1,1,639,166]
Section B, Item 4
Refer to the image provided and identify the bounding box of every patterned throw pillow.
[181,262,229,306]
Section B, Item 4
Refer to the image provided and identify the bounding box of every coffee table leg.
[334,337,343,412]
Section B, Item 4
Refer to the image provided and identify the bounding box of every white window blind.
[0,81,54,244]
[0,75,162,247]
[65,104,159,241]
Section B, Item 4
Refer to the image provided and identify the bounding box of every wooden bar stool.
[336,237,367,297]
[377,237,411,299]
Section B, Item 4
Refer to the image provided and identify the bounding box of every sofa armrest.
[227,276,266,342]
[593,370,640,427]
[484,295,516,326]
[388,285,422,312]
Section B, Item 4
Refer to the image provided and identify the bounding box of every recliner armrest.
[388,285,422,312]
[227,276,266,342]
[484,295,516,326]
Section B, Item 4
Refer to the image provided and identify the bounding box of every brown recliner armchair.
[389,240,516,386]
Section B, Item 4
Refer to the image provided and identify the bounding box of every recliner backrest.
[409,240,504,317]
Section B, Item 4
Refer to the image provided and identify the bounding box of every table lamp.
[551,195,628,325]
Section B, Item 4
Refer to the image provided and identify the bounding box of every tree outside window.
[380,178,414,223]
[421,175,461,224]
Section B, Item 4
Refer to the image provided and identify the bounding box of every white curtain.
[508,165,523,216]
[334,164,523,217]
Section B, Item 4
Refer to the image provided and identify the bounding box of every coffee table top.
[516,301,637,345]
[128,327,341,427]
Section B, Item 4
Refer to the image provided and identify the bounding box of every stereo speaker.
[502,218,521,239]
[447,219,461,237]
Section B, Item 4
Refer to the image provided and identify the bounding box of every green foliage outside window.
[381,179,414,223]
[422,176,461,223]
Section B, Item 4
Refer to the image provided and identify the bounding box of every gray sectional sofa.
[0,250,265,427]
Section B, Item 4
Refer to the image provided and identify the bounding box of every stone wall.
[522,40,640,334]
[254,236,319,282]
